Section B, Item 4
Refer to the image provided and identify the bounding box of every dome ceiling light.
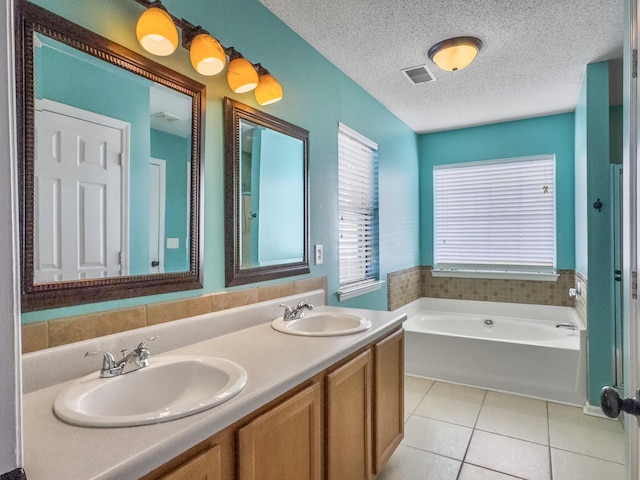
[428,36,483,72]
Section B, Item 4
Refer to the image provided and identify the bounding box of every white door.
[34,100,129,282]
[148,158,166,274]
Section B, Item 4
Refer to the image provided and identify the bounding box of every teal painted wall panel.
[584,62,615,406]
[23,0,420,322]
[418,113,576,269]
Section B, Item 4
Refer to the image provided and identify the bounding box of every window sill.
[337,280,384,301]
[430,269,559,282]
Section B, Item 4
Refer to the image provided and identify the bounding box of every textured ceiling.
[257,0,624,133]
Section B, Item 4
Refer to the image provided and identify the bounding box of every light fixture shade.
[190,33,227,76]
[227,57,259,93]
[255,73,283,105]
[136,7,179,56]
[428,37,482,72]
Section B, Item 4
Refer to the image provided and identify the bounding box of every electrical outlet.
[314,244,323,265]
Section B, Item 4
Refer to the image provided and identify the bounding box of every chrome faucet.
[556,322,578,330]
[280,300,314,321]
[86,335,159,378]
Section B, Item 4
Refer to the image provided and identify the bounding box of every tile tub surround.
[21,296,405,479]
[387,266,577,311]
[380,376,626,480]
[575,270,588,325]
[22,276,327,353]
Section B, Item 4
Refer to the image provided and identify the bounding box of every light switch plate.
[314,244,323,265]
[166,238,179,249]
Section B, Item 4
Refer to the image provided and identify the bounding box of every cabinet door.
[373,328,404,474]
[238,382,322,480]
[326,350,372,480]
[158,445,221,480]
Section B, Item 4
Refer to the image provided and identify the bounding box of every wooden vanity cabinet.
[142,429,234,480]
[326,350,372,480]
[143,328,403,480]
[237,382,323,480]
[373,328,404,474]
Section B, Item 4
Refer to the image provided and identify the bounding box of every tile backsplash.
[388,266,579,312]
[22,276,327,354]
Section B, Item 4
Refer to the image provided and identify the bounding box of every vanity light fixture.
[136,5,179,56]
[131,0,282,103]
[189,32,226,76]
[226,48,259,93]
[254,64,283,105]
[428,36,483,72]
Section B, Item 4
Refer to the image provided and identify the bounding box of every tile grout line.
[455,387,487,480]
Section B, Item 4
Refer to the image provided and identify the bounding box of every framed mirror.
[224,98,309,286]
[16,1,205,311]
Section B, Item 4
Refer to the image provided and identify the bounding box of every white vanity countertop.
[22,305,405,480]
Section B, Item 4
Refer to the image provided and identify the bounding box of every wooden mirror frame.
[16,1,205,311]
[224,98,310,286]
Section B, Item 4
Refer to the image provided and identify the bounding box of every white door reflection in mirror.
[34,100,129,283]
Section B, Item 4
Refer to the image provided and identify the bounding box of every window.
[337,123,382,300]
[433,155,556,280]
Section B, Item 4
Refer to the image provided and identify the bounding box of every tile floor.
[377,376,626,480]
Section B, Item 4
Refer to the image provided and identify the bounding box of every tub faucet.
[280,300,314,321]
[556,322,578,330]
[86,335,159,377]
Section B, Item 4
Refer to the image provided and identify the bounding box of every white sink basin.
[53,355,247,428]
[272,312,371,336]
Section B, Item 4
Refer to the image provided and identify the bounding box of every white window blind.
[433,155,556,274]
[338,123,380,296]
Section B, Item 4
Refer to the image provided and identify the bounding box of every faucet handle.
[279,304,294,320]
[137,335,159,350]
[85,351,119,377]
[297,299,314,309]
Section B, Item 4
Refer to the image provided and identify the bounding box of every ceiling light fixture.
[428,36,483,72]
[131,0,282,104]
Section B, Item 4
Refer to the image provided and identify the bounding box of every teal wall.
[23,0,420,322]
[576,62,615,406]
[418,113,576,269]
[150,129,191,272]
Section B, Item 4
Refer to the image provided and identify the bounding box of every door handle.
[151,260,159,267]
[600,386,640,418]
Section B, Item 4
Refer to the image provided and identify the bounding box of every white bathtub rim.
[395,297,585,331]
[402,319,579,350]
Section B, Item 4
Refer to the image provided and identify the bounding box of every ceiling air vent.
[401,64,436,85]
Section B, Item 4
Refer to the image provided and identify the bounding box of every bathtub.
[399,298,587,405]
